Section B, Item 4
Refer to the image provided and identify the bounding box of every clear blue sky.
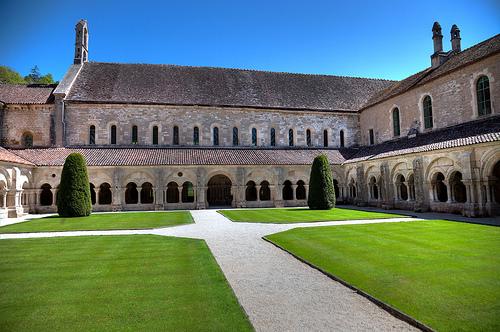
[1,0,498,81]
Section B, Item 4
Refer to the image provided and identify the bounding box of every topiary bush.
[57,153,92,217]
[307,154,336,210]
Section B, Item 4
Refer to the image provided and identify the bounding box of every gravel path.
[1,211,419,331]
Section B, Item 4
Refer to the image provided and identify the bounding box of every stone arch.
[296,180,306,200]
[368,176,379,200]
[181,181,195,203]
[166,181,179,203]
[125,182,138,204]
[425,156,458,182]
[40,183,53,206]
[207,174,232,206]
[245,181,257,201]
[259,181,271,201]
[282,180,293,200]
[395,174,408,201]
[141,182,154,204]
[431,172,448,202]
[449,171,467,203]
[98,183,112,205]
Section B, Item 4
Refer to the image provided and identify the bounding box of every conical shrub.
[307,154,336,210]
[57,153,92,217]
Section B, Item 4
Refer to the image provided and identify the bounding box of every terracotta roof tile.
[0,84,56,105]
[0,147,34,165]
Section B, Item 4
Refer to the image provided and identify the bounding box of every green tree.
[23,66,56,84]
[57,153,92,217]
[307,154,336,210]
[0,66,26,84]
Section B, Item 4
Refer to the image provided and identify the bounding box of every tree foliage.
[307,154,336,210]
[0,65,56,84]
[57,153,92,217]
[0,66,26,84]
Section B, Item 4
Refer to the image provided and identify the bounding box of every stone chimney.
[74,19,89,65]
[430,21,449,68]
[451,24,461,52]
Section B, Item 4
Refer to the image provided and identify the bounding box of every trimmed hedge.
[56,153,92,217]
[307,154,336,210]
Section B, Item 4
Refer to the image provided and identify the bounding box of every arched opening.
[323,130,328,147]
[349,178,356,198]
[22,132,34,148]
[89,183,96,205]
[173,126,179,145]
[492,161,500,204]
[232,127,239,146]
[432,172,447,202]
[207,175,232,206]
[40,183,53,206]
[476,76,491,116]
[259,181,271,201]
[392,108,400,137]
[396,174,408,201]
[110,125,117,144]
[131,125,138,144]
[369,177,379,200]
[423,95,433,129]
[99,183,112,205]
[408,174,415,201]
[270,128,276,147]
[245,181,257,201]
[125,182,138,204]
[296,180,306,200]
[140,182,154,204]
[193,127,199,145]
[340,130,345,148]
[152,126,159,145]
[181,182,194,203]
[282,180,293,200]
[0,181,6,208]
[288,129,294,147]
[89,125,95,145]
[213,127,219,146]
[252,128,257,146]
[450,171,467,203]
[333,179,339,198]
[306,129,311,147]
[167,182,179,203]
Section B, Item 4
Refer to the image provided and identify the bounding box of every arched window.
[323,130,328,147]
[152,126,159,145]
[259,181,271,201]
[450,172,467,203]
[245,181,257,201]
[252,128,257,146]
[181,182,194,203]
[213,127,219,146]
[167,182,179,203]
[288,129,294,147]
[233,127,239,146]
[392,108,400,137]
[22,132,33,148]
[98,183,112,205]
[89,125,95,145]
[433,172,447,202]
[173,126,179,145]
[193,127,199,145]
[140,182,154,204]
[282,180,293,200]
[270,128,276,147]
[340,130,345,148]
[369,129,374,145]
[369,177,379,200]
[477,76,491,116]
[396,174,408,201]
[296,180,306,200]
[306,129,312,147]
[40,183,52,206]
[110,125,117,144]
[125,182,138,204]
[89,183,96,205]
[132,125,138,144]
[423,96,433,129]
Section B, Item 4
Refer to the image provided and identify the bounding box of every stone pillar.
[412,157,427,212]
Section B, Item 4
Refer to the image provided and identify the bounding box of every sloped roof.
[345,115,500,163]
[0,84,56,105]
[9,147,353,167]
[65,62,395,112]
[361,34,500,110]
[0,147,34,166]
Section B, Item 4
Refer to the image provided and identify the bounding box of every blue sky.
[1,0,498,81]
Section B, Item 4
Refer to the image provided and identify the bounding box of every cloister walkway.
[0,211,421,331]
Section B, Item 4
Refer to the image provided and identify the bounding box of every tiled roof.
[9,147,353,167]
[0,147,34,166]
[345,115,500,163]
[361,34,500,110]
[0,84,56,105]
[65,62,395,112]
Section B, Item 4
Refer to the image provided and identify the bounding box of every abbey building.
[0,20,498,218]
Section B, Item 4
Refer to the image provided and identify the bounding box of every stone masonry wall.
[2,105,54,148]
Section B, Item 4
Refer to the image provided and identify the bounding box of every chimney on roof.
[430,21,448,68]
[74,19,89,65]
[451,24,461,52]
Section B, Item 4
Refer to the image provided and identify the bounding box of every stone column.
[412,157,427,212]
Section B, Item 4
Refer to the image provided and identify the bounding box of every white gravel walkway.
[1,211,419,331]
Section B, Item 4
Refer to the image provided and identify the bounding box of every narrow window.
[152,126,158,145]
[22,132,33,148]
[270,128,276,146]
[392,108,400,136]
[306,129,311,147]
[369,129,374,145]
[233,127,239,146]
[477,76,491,116]
[340,130,345,148]
[132,125,138,144]
[252,128,257,146]
[89,125,95,145]
[423,96,433,129]
[173,126,179,145]
[110,125,117,144]
[193,127,199,145]
[323,130,328,147]
[213,127,219,146]
[288,129,294,147]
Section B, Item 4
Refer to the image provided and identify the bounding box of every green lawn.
[219,207,406,223]
[265,220,500,331]
[0,235,252,331]
[0,211,193,233]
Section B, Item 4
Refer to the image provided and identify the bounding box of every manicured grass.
[0,235,252,331]
[219,207,406,223]
[265,220,500,331]
[0,211,193,233]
